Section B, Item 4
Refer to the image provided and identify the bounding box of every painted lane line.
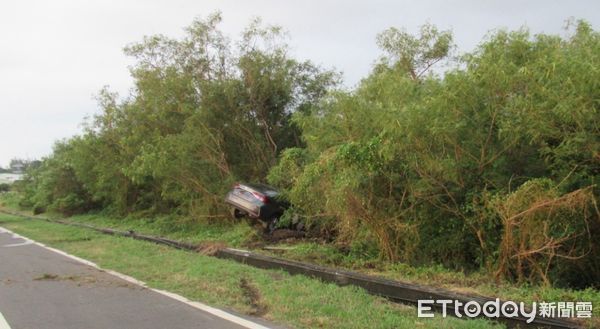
[2,241,34,248]
[0,229,35,248]
[0,311,12,329]
[0,226,271,329]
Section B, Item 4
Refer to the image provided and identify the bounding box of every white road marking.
[0,226,270,329]
[0,311,12,329]
[2,241,34,248]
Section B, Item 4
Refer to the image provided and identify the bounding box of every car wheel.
[231,208,245,219]
[266,217,279,234]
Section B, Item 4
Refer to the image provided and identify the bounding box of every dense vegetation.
[16,14,599,289]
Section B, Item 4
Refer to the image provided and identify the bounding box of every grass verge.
[1,190,597,327]
[0,212,502,329]
[44,208,600,323]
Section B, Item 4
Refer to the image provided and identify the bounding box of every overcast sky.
[0,0,598,167]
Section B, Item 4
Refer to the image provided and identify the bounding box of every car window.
[245,183,279,197]
[263,190,278,197]
[241,189,266,203]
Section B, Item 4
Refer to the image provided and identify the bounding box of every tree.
[375,23,453,80]
[20,13,336,219]
[270,21,599,286]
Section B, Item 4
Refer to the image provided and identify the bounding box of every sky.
[1,0,598,168]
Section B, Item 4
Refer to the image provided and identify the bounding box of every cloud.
[1,0,598,166]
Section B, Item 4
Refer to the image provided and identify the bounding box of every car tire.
[231,208,245,219]
[265,217,279,234]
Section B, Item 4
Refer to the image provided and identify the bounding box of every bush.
[270,20,599,287]
[491,179,598,286]
[0,183,10,193]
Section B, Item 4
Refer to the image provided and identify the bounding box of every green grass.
[65,212,259,246]
[2,195,598,326]
[60,209,600,323]
[2,189,598,327]
[265,241,600,315]
[0,213,503,329]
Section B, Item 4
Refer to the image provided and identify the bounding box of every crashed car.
[224,183,288,232]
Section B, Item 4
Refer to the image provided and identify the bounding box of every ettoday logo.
[417,299,592,323]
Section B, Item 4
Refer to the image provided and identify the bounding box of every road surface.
[0,227,274,329]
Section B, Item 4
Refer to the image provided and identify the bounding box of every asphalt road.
[0,227,273,329]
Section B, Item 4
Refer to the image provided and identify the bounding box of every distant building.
[10,162,25,174]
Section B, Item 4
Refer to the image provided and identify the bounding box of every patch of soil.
[34,273,97,285]
[51,237,93,243]
[33,272,139,289]
[196,241,227,256]
[1,278,15,285]
[34,273,60,280]
[242,239,266,249]
[263,229,305,243]
[239,278,268,316]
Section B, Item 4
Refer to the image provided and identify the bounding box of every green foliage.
[17,141,95,215]
[19,16,599,289]
[20,13,335,220]
[376,23,453,80]
[272,20,599,287]
[491,178,598,287]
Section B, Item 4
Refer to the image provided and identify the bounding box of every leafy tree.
[19,16,598,288]
[21,13,336,220]
[270,21,599,286]
[375,23,453,80]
